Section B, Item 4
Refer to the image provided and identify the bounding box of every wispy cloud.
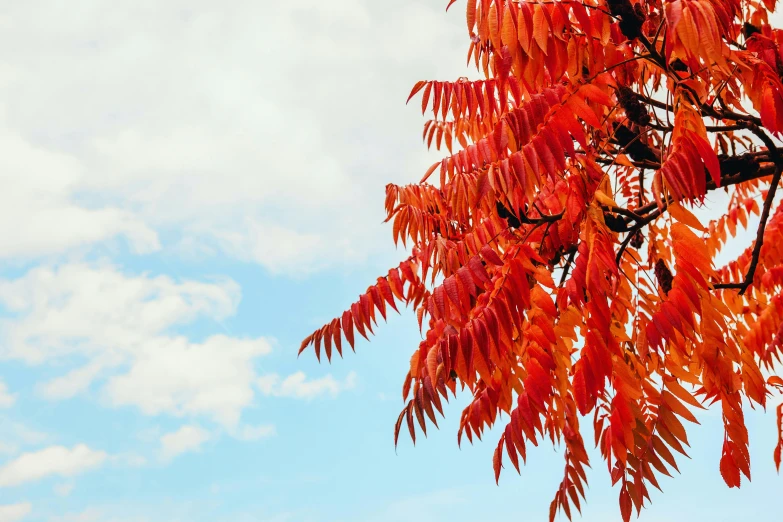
[0,381,16,408]
[0,420,49,456]
[0,445,106,487]
[257,371,357,400]
[0,502,32,522]
[159,425,210,461]
[53,481,75,497]
[0,263,273,427]
[230,424,276,442]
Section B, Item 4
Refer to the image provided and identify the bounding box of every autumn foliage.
[300,0,783,519]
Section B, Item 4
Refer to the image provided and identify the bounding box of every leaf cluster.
[300,0,783,519]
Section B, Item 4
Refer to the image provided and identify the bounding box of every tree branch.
[525,211,565,224]
[631,42,764,127]
[713,126,783,295]
[559,247,578,287]
[602,205,644,223]
[612,157,779,267]
[616,206,664,264]
[628,161,776,225]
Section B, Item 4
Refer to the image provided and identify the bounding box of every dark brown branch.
[584,42,781,277]
[602,205,644,223]
[559,247,578,287]
[637,94,760,129]
[648,122,670,132]
[745,123,780,156]
[594,156,660,170]
[613,159,779,266]
[705,124,747,132]
[539,221,555,254]
[712,283,745,290]
[629,162,777,225]
[631,43,764,126]
[713,126,783,295]
[527,211,565,224]
[728,39,747,50]
[635,93,672,113]
[497,202,564,227]
[616,206,664,264]
[648,121,745,133]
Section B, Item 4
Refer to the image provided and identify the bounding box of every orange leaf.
[720,447,741,488]
[668,201,706,231]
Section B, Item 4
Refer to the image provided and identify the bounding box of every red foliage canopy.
[301,0,783,519]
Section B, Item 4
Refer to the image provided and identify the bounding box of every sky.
[0,1,780,521]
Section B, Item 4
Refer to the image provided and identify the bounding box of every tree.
[299,1,783,520]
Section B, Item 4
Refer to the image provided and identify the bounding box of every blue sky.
[0,1,780,521]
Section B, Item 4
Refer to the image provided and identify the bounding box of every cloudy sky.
[0,1,780,521]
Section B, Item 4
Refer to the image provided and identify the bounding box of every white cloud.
[257,371,357,400]
[0,0,467,274]
[0,445,106,487]
[110,454,147,468]
[0,263,239,364]
[53,481,74,497]
[105,335,271,426]
[0,263,272,427]
[0,503,31,522]
[0,420,49,456]
[11,424,47,446]
[206,221,333,277]
[0,118,159,261]
[159,425,210,461]
[38,361,105,400]
[231,424,276,442]
[0,381,15,408]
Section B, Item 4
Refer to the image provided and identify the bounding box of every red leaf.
[444,276,462,312]
[573,364,589,415]
[377,277,399,313]
[313,329,322,362]
[351,302,369,341]
[388,268,404,300]
[406,80,427,104]
[433,285,447,319]
[720,445,741,488]
[421,82,433,115]
[341,310,355,350]
[619,485,632,522]
[468,256,491,284]
[394,407,406,448]
[370,286,387,321]
[691,133,721,187]
[323,325,332,362]
[504,424,521,473]
[493,434,505,484]
[331,318,343,358]
[421,160,440,183]
[405,402,417,446]
[298,334,312,356]
[767,376,783,388]
[481,245,504,266]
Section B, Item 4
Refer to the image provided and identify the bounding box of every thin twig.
[602,205,644,223]
[616,207,664,265]
[714,126,783,295]
[559,247,578,287]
